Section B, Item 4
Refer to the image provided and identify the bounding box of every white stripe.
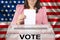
[47,15,60,19]
[55,34,60,38]
[0,22,11,25]
[54,28,60,31]
[40,2,60,6]
[47,9,60,12]
[0,28,7,31]
[50,22,60,25]
[0,34,5,38]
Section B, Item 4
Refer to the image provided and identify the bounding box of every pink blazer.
[11,4,49,25]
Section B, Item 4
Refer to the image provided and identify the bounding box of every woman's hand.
[16,14,26,25]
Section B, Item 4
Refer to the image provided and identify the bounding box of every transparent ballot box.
[6,24,55,40]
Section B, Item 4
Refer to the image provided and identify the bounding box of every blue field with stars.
[0,0,24,22]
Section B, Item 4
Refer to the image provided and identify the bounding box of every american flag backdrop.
[0,0,60,40]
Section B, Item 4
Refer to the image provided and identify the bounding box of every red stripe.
[56,38,60,40]
[47,12,60,15]
[46,6,60,9]
[0,38,5,40]
[40,0,60,2]
[0,25,8,28]
[48,19,60,22]
[0,31,6,34]
[54,31,60,34]
[52,25,60,28]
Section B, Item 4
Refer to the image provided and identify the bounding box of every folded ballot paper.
[24,9,36,25]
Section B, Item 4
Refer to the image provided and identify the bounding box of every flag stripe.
[47,12,60,15]
[40,0,60,2]
[0,34,5,38]
[47,9,60,12]
[40,2,60,6]
[50,22,60,25]
[0,25,8,28]
[0,31,6,34]
[54,28,60,31]
[48,15,60,19]
[0,38,5,40]
[0,28,7,31]
[54,31,60,34]
[46,6,60,9]
[56,38,60,40]
[52,25,60,28]
[48,19,60,22]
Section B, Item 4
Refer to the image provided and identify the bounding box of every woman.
[11,0,49,25]
[6,0,55,40]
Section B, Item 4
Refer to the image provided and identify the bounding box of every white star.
[9,18,12,20]
[9,1,12,3]
[5,18,7,20]
[8,14,10,16]
[18,1,20,3]
[3,14,6,16]
[12,5,14,8]
[9,10,12,12]
[1,1,4,3]
[1,10,4,12]
[1,18,4,21]
[22,1,24,3]
[5,1,8,3]
[5,9,8,12]
[13,10,16,12]
[12,14,14,16]
[3,5,6,8]
[13,1,16,3]
[7,5,10,8]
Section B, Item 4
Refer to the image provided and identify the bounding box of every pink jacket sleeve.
[11,4,24,25]
[36,7,49,24]
[42,7,49,24]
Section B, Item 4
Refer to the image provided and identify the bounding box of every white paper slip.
[24,9,36,25]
